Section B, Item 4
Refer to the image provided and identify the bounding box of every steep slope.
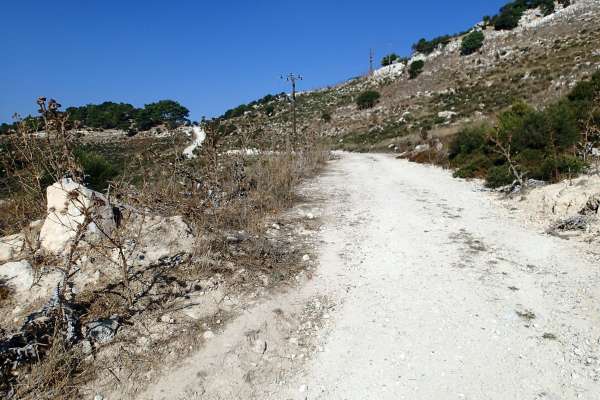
[222,0,600,151]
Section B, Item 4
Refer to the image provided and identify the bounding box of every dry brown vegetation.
[0,98,328,399]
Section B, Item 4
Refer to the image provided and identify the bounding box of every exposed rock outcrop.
[39,179,116,255]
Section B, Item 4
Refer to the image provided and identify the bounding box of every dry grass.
[12,336,92,400]
[0,279,12,306]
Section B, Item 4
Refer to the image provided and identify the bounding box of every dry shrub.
[251,150,326,212]
[1,100,328,398]
[408,146,449,167]
[0,279,12,305]
[12,336,91,400]
[0,98,81,236]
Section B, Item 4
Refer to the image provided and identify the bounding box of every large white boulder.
[527,176,600,218]
[39,179,116,255]
[183,126,206,159]
[0,260,33,294]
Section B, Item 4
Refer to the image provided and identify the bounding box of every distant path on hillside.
[137,153,600,400]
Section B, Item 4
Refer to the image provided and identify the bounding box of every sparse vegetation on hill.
[203,0,598,157]
[220,93,285,120]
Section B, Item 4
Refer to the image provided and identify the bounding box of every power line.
[281,73,303,151]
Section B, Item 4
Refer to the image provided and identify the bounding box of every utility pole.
[281,73,303,151]
[369,48,374,75]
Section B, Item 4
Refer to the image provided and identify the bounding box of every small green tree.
[412,35,452,55]
[381,53,399,66]
[408,60,425,79]
[142,100,190,128]
[0,123,14,135]
[461,31,485,55]
[74,149,120,192]
[356,91,381,110]
[536,0,555,15]
[264,105,275,116]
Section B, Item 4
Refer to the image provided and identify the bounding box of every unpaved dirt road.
[138,152,600,400]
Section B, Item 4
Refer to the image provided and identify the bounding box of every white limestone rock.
[0,234,24,263]
[120,215,195,268]
[39,179,116,255]
[0,260,62,302]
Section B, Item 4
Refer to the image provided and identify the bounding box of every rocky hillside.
[220,0,600,151]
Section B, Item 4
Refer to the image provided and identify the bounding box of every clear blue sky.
[1,0,507,123]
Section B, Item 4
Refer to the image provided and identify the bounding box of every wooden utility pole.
[281,73,303,151]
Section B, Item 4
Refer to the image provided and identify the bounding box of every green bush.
[449,125,494,179]
[264,105,275,116]
[74,149,120,192]
[493,10,522,30]
[381,53,399,66]
[516,148,547,179]
[356,91,381,110]
[537,0,555,15]
[554,155,586,177]
[461,31,485,55]
[447,73,592,186]
[0,123,13,135]
[485,165,514,188]
[453,153,493,179]
[449,125,489,159]
[567,70,600,124]
[412,35,453,55]
[408,60,425,79]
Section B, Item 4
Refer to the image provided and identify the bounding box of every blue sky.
[1,0,507,123]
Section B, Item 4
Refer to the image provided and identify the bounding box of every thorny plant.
[1,98,82,235]
[0,98,140,397]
